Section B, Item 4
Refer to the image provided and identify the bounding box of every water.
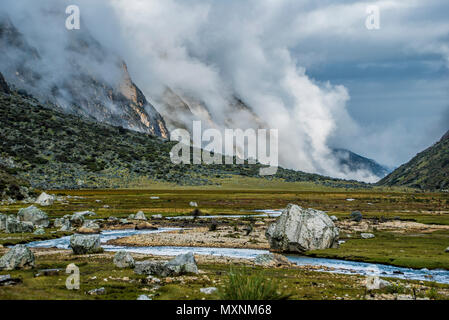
[165,209,282,220]
[26,226,449,284]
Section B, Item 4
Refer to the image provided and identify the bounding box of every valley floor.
[1,186,448,300]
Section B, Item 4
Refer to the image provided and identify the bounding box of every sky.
[1,0,448,181]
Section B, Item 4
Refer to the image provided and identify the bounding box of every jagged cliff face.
[0,16,168,138]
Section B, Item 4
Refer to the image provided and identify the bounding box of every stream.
[26,227,449,284]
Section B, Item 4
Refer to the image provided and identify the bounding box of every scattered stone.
[87,287,106,295]
[127,214,135,220]
[103,205,110,209]
[33,228,45,235]
[74,211,96,217]
[34,269,61,277]
[95,200,102,203]
[18,206,50,227]
[189,202,198,207]
[120,219,129,225]
[34,192,55,206]
[361,233,375,239]
[445,247,449,253]
[330,215,338,222]
[145,275,161,284]
[151,214,163,220]
[77,227,98,234]
[150,197,160,200]
[108,217,119,223]
[254,253,292,267]
[366,277,390,290]
[70,213,85,227]
[136,222,157,230]
[134,211,148,221]
[350,211,363,222]
[59,219,72,232]
[0,274,21,286]
[266,204,340,253]
[5,217,34,233]
[134,253,199,277]
[70,234,102,254]
[137,294,152,300]
[114,251,135,269]
[200,287,217,295]
[82,220,100,230]
[0,244,35,270]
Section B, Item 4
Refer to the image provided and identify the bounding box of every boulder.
[33,228,45,235]
[17,206,50,227]
[350,211,363,222]
[34,192,55,206]
[127,214,135,220]
[137,294,152,300]
[53,218,65,228]
[134,253,198,277]
[366,277,390,290]
[0,244,35,270]
[87,287,106,295]
[200,287,217,295]
[59,219,72,231]
[361,233,375,239]
[120,219,129,225]
[70,234,102,254]
[134,211,147,221]
[151,214,163,220]
[5,217,34,233]
[135,222,157,230]
[82,220,100,230]
[265,204,339,253]
[113,251,135,268]
[74,211,96,217]
[254,253,292,267]
[189,202,198,207]
[70,213,85,227]
[77,227,98,234]
[330,215,338,222]
[0,214,6,231]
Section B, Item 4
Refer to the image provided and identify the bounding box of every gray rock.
[127,214,135,220]
[137,294,152,300]
[445,247,449,253]
[361,233,375,239]
[151,214,163,220]
[59,219,72,231]
[70,234,102,254]
[5,217,34,233]
[53,218,65,228]
[134,253,198,277]
[0,214,6,231]
[200,287,217,295]
[330,215,338,222]
[254,253,291,267]
[82,220,101,230]
[366,277,390,290]
[108,217,119,223]
[87,287,106,295]
[0,274,21,286]
[0,244,35,270]
[74,211,96,217]
[350,211,363,222]
[266,204,339,253]
[120,219,129,224]
[70,213,85,227]
[17,206,50,227]
[134,211,147,221]
[113,251,135,268]
[33,228,45,235]
[189,201,198,207]
[34,192,55,206]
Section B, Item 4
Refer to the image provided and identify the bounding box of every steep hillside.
[0,15,168,137]
[0,82,368,190]
[332,148,391,179]
[378,131,449,190]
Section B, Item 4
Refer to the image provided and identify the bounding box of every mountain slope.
[332,148,391,179]
[0,15,168,137]
[378,131,449,190]
[0,78,368,190]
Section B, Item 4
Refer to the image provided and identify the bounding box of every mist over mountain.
[0,1,403,183]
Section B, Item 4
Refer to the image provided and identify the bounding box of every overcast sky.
[2,0,448,179]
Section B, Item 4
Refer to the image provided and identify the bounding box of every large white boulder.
[70,234,102,254]
[266,204,339,253]
[17,206,50,228]
[35,192,55,206]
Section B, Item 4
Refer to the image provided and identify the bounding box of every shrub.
[218,267,291,300]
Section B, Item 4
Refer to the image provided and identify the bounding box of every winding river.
[27,227,449,284]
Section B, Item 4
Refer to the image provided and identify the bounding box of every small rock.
[33,228,45,235]
[350,211,363,222]
[200,287,217,295]
[114,251,135,269]
[361,233,375,239]
[134,211,147,221]
[445,247,449,253]
[34,268,61,277]
[366,276,390,290]
[82,220,101,230]
[254,253,292,267]
[77,227,98,234]
[103,205,110,209]
[137,294,152,300]
[35,192,55,206]
[189,202,198,207]
[74,211,96,217]
[0,274,22,286]
[120,219,129,225]
[87,287,106,295]
[330,215,338,222]
[150,197,160,200]
[136,222,157,230]
[151,214,163,220]
[69,213,85,227]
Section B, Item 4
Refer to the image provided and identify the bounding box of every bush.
[218,267,291,300]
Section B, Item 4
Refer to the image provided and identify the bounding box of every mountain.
[332,148,391,179]
[0,76,368,192]
[378,131,449,190]
[0,15,168,138]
